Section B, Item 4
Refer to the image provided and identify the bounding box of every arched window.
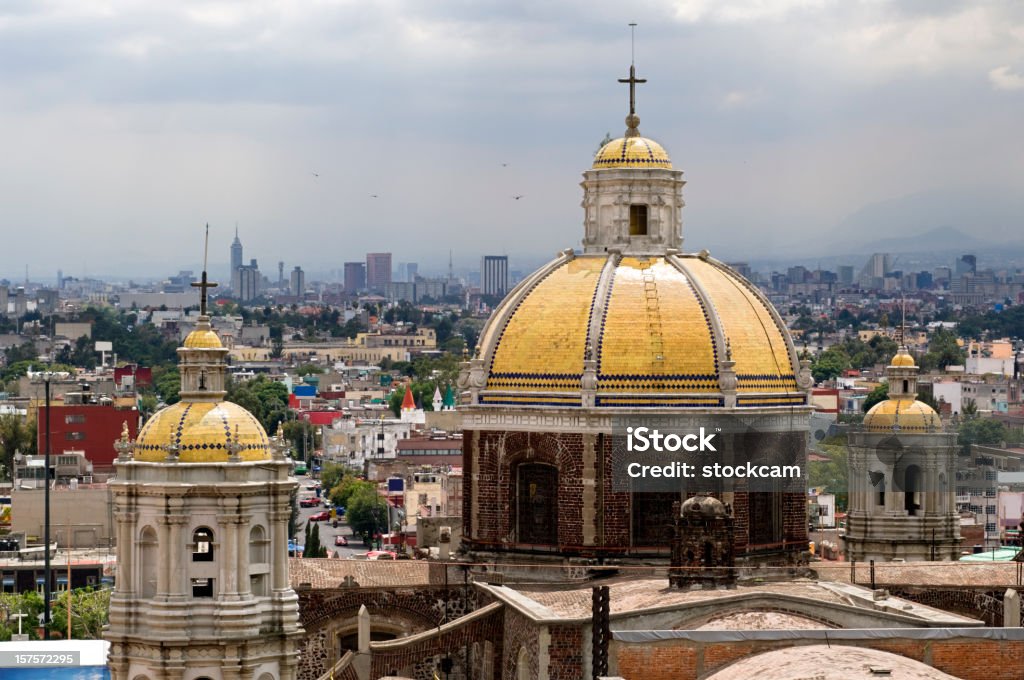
[139,526,158,599]
[249,525,267,564]
[516,463,558,545]
[517,647,530,680]
[904,465,921,516]
[192,527,214,562]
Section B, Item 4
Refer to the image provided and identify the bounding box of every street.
[293,475,368,558]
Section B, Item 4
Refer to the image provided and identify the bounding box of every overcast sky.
[2,0,1023,280]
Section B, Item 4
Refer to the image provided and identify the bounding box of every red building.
[37,403,139,472]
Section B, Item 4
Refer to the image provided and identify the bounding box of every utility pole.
[43,374,52,639]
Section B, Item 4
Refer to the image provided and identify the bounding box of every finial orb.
[625,113,640,129]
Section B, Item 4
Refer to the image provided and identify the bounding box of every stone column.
[166,515,188,598]
[236,514,251,596]
[114,511,135,595]
[155,517,172,598]
[1005,589,1021,627]
[219,513,239,598]
[270,506,289,592]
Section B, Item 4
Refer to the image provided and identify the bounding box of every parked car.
[299,497,320,508]
[309,511,330,522]
[334,535,348,546]
[366,550,397,561]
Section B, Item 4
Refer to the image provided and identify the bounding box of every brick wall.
[465,428,806,560]
[613,634,1024,680]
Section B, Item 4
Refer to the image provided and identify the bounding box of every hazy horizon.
[2,1,1023,279]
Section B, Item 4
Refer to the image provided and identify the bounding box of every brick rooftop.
[815,561,1024,588]
[288,558,432,589]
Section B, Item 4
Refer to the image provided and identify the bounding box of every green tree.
[807,439,848,512]
[0,591,44,641]
[862,384,889,413]
[919,328,965,371]
[811,347,850,384]
[330,478,376,510]
[320,462,346,494]
[48,587,110,639]
[304,522,326,558]
[0,414,36,482]
[153,366,181,405]
[958,416,1005,455]
[346,485,388,541]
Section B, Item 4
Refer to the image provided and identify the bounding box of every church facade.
[458,70,814,568]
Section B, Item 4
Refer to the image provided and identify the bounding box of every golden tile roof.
[890,351,916,367]
[863,398,941,433]
[480,255,800,405]
[134,401,271,462]
[593,136,672,169]
[183,328,223,349]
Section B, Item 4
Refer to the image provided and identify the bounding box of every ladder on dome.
[642,266,665,376]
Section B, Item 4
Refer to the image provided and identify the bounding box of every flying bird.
[501,163,509,167]
[311,172,319,177]
[370,194,379,198]
[512,195,524,200]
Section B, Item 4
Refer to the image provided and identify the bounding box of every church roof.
[134,401,272,462]
[183,328,223,349]
[593,135,672,169]
[863,397,940,433]
[476,253,801,407]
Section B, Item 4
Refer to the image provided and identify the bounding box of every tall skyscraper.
[290,266,305,296]
[481,255,509,297]
[366,252,392,293]
[230,227,243,291]
[278,261,285,287]
[237,259,260,301]
[344,262,366,293]
[956,254,977,275]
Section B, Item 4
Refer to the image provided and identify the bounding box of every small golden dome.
[593,136,672,169]
[134,401,271,462]
[890,350,916,368]
[183,328,223,349]
[864,398,940,433]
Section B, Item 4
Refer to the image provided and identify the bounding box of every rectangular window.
[64,414,85,424]
[985,488,996,498]
[985,523,997,533]
[629,204,648,236]
[191,578,214,598]
[65,432,86,441]
[985,505,996,515]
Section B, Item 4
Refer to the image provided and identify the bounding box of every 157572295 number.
[0,651,81,667]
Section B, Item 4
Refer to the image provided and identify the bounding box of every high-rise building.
[366,252,392,293]
[838,265,854,285]
[396,262,419,282]
[955,254,977,275]
[290,266,305,296]
[344,262,366,293]
[481,255,509,297]
[230,227,243,290]
[237,259,261,301]
[278,261,285,287]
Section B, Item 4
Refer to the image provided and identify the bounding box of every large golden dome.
[593,136,672,169]
[475,253,802,408]
[863,398,941,433]
[134,401,271,462]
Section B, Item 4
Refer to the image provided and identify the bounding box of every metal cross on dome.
[618,23,646,117]
[191,224,219,316]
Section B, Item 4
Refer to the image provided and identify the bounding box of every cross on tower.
[191,272,218,316]
[618,64,647,117]
[191,224,218,315]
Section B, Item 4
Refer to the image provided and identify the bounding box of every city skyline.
[1,2,1023,275]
